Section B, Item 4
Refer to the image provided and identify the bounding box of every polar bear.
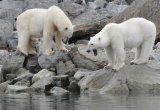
[87,18,156,71]
[16,6,74,56]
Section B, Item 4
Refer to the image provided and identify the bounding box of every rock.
[24,0,58,10]
[125,0,135,4]
[14,79,30,87]
[105,2,128,16]
[68,80,80,93]
[60,2,86,18]
[6,85,31,93]
[77,60,160,95]
[49,87,69,95]
[56,60,75,75]
[31,76,54,92]
[38,51,70,69]
[26,56,41,73]
[12,71,33,84]
[0,19,13,48]
[75,40,88,45]
[69,46,106,70]
[0,51,25,81]
[0,51,25,69]
[32,69,55,83]
[6,37,18,50]
[0,65,3,83]
[0,81,10,93]
[6,74,16,81]
[109,0,160,39]
[0,1,25,12]
[52,75,70,87]
[74,71,90,81]
[88,0,107,9]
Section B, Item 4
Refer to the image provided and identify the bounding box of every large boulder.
[0,20,13,48]
[69,45,106,70]
[32,69,55,83]
[6,85,31,93]
[31,76,54,92]
[38,51,70,69]
[76,60,160,95]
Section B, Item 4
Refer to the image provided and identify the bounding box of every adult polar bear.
[16,6,74,56]
[87,18,156,71]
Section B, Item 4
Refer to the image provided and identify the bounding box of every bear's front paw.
[103,63,113,70]
[113,63,125,71]
[60,48,69,52]
[47,50,54,56]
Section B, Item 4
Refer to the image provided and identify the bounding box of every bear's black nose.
[86,50,91,53]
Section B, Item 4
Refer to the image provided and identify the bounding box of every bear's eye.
[91,44,93,45]
[65,27,68,31]
[98,37,101,40]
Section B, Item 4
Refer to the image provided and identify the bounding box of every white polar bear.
[87,18,156,71]
[16,6,74,56]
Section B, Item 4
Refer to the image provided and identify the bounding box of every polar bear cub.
[16,6,74,56]
[87,18,156,71]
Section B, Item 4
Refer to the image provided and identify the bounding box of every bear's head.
[87,32,110,56]
[61,25,74,43]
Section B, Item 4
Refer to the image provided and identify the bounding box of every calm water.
[0,93,160,110]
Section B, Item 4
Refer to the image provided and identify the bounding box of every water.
[0,93,160,110]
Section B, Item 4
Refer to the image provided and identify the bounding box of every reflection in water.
[0,93,160,110]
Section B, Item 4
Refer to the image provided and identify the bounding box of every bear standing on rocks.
[16,6,74,56]
[87,18,156,71]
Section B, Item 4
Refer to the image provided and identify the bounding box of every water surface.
[0,93,160,110]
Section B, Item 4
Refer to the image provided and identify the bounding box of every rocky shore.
[0,0,160,95]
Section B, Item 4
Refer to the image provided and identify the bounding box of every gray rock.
[68,81,80,93]
[88,0,107,9]
[32,69,55,83]
[14,79,30,87]
[56,60,75,75]
[38,51,70,69]
[77,60,160,95]
[24,0,58,10]
[6,36,18,50]
[49,87,69,95]
[0,65,3,83]
[60,2,86,18]
[0,81,10,93]
[105,2,128,16]
[125,0,135,4]
[75,40,88,45]
[69,46,106,70]
[31,76,54,92]
[0,19,13,48]
[6,74,16,81]
[12,71,33,84]
[52,75,69,87]
[6,85,31,93]
[26,56,41,73]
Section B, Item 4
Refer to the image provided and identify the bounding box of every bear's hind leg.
[132,38,154,64]
[130,46,141,64]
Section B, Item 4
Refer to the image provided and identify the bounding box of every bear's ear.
[98,37,101,40]
[65,27,68,31]
[90,37,93,40]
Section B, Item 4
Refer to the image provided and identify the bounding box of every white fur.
[17,6,73,56]
[88,18,156,71]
